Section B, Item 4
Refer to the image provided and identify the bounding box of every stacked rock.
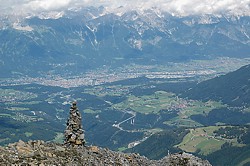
[64,101,85,146]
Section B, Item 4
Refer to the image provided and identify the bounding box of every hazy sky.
[0,0,250,16]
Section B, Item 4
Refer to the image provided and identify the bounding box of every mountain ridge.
[1,7,250,77]
[0,139,211,165]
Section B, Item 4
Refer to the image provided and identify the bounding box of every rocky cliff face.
[0,140,211,166]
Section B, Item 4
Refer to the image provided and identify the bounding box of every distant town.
[1,58,249,88]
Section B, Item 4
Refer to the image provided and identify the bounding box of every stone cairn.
[64,101,85,146]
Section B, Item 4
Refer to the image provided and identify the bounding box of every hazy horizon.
[1,0,250,17]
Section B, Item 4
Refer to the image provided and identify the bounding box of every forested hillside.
[182,64,250,107]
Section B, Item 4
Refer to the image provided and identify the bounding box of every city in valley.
[1,57,249,88]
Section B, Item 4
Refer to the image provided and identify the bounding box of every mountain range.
[1,7,250,77]
[1,6,250,166]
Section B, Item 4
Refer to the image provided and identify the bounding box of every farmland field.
[176,126,245,155]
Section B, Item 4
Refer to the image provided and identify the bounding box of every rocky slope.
[0,140,211,166]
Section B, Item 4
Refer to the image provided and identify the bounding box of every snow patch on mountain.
[13,22,33,31]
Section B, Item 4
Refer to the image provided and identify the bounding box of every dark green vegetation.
[172,64,250,166]
[0,77,191,148]
[1,64,250,166]
[126,128,189,160]
[205,126,250,166]
[133,125,250,166]
[182,64,250,107]
[0,84,66,145]
[1,6,250,166]
[134,64,250,166]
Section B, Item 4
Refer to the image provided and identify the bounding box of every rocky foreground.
[0,140,211,166]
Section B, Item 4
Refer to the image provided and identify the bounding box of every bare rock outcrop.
[0,140,211,166]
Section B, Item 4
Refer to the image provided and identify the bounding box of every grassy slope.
[112,91,225,127]
[176,126,245,156]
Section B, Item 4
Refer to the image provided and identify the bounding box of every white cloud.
[23,0,72,11]
[1,0,250,16]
